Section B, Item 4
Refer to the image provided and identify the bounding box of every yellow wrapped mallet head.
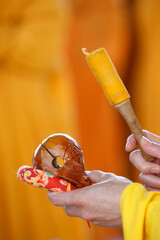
[83,47,154,162]
[83,48,130,105]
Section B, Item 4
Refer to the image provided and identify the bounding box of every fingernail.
[125,139,130,149]
[151,166,160,174]
[141,136,152,147]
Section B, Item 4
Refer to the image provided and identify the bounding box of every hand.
[47,170,132,228]
[125,130,160,191]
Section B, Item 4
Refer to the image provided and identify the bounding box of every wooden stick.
[83,48,154,162]
[115,99,154,161]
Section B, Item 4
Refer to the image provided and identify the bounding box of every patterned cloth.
[17,166,76,192]
[17,165,91,228]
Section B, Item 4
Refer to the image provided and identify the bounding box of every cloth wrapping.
[17,166,76,192]
[17,165,91,228]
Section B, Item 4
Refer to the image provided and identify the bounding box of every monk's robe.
[121,183,160,240]
[0,1,94,240]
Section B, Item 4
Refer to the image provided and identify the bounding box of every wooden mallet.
[83,48,154,162]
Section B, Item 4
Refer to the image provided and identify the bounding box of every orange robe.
[121,183,160,240]
[0,1,92,240]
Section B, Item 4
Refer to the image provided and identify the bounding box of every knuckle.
[91,170,103,177]
[154,143,160,153]
[103,172,115,180]
[64,206,77,218]
[141,165,148,173]
[65,209,73,217]
[47,193,58,206]
[143,129,149,135]
[89,170,106,182]
[80,210,90,221]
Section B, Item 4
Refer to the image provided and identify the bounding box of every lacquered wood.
[116,99,154,162]
[32,133,92,188]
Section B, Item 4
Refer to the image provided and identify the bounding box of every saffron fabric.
[0,1,86,240]
[121,183,160,240]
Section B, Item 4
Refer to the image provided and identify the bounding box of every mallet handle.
[116,99,154,162]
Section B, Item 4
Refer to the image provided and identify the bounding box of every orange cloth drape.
[1,0,160,240]
[0,1,93,240]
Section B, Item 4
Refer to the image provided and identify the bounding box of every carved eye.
[41,144,64,169]
[52,156,64,169]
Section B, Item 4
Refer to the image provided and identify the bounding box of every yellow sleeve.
[120,183,160,240]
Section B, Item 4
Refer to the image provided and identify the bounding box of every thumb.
[87,170,111,183]
[140,136,160,159]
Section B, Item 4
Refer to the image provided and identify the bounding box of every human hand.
[48,170,132,228]
[125,130,160,191]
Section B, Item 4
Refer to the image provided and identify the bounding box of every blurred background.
[0,0,160,239]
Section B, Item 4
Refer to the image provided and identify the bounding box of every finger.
[63,206,80,218]
[47,189,80,206]
[139,173,160,188]
[87,170,113,183]
[125,130,160,152]
[154,159,160,164]
[140,136,160,159]
[63,206,91,221]
[125,134,137,152]
[129,150,160,174]
[143,130,160,143]
[144,185,160,192]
